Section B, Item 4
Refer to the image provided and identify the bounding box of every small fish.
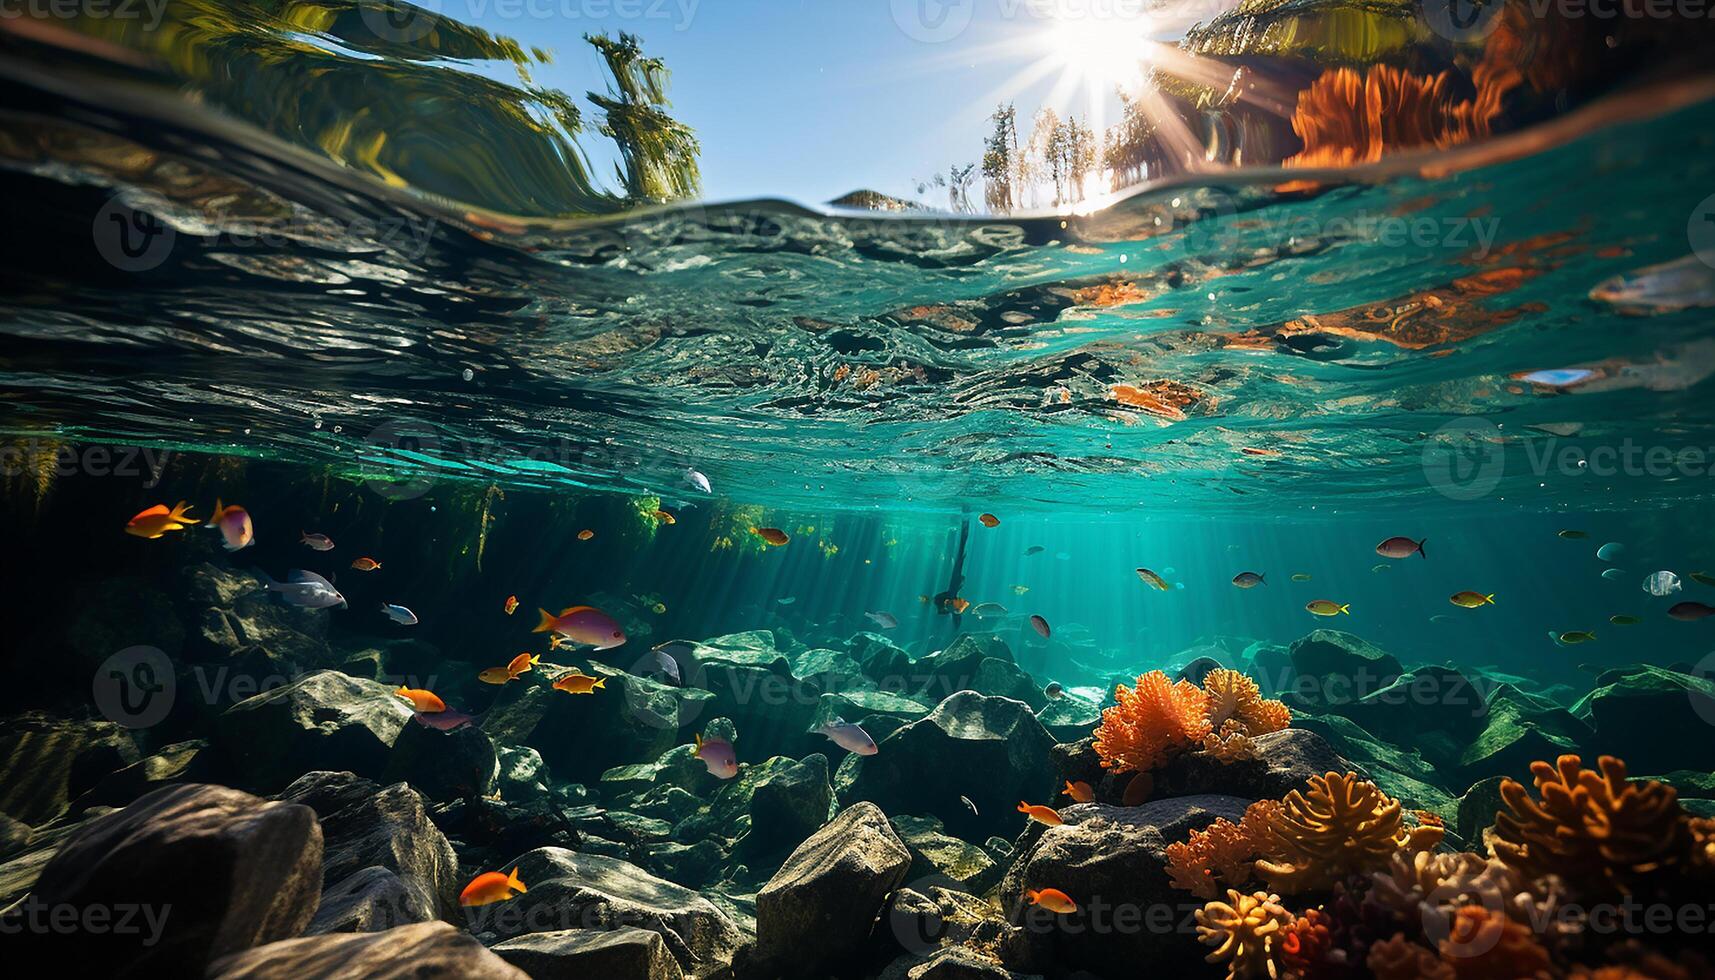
[1557,530,1588,539]
[1449,591,1495,608]
[477,667,516,685]
[552,671,606,695]
[693,733,738,779]
[1025,888,1078,914]
[1691,572,1715,587]
[960,795,979,815]
[1669,601,1715,621]
[1558,631,1597,645]
[776,596,797,606]
[1512,367,1598,388]
[1024,546,1044,556]
[1597,542,1625,562]
[865,611,899,629]
[1043,681,1063,699]
[301,531,335,551]
[1601,568,1626,581]
[1643,571,1683,597]
[413,708,477,731]
[207,500,254,551]
[262,569,346,609]
[1429,614,1454,624]
[1017,802,1063,827]
[506,652,538,677]
[684,468,711,494]
[644,644,683,684]
[350,557,381,571]
[813,718,878,755]
[1306,600,1350,617]
[1062,780,1094,803]
[534,606,627,650]
[1608,615,1642,626]
[504,595,519,615]
[1011,585,1031,595]
[395,686,446,713]
[1029,614,1051,639]
[458,868,527,907]
[1135,568,1169,591]
[1375,536,1426,559]
[125,501,197,539]
[1290,573,1312,582]
[652,509,676,525]
[577,529,595,541]
[751,526,789,546]
[978,513,1000,528]
[1371,564,1391,573]
[1231,572,1266,589]
[948,598,970,614]
[380,603,419,626]
[970,602,1007,619]
[1122,772,1153,806]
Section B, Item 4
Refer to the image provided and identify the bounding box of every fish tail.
[170,500,197,525]
[1417,539,1427,558]
[203,499,221,526]
[533,609,556,633]
[508,867,527,893]
[593,678,606,689]
[1485,594,1495,604]
[694,733,703,751]
[1016,801,1029,813]
[1339,604,1351,615]
[1259,574,1266,585]
[1025,890,1040,905]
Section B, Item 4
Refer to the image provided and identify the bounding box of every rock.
[382,719,498,801]
[276,771,382,819]
[0,813,30,859]
[913,636,1046,710]
[1457,686,1593,785]
[789,647,867,693]
[880,886,1025,973]
[840,692,1058,841]
[306,866,434,935]
[1291,714,1458,820]
[746,753,835,846]
[482,847,743,979]
[1456,775,1507,849]
[18,783,321,977]
[208,921,526,979]
[1155,728,1356,801]
[1172,656,1225,686]
[880,946,1030,979]
[0,810,107,907]
[493,927,685,979]
[851,631,915,685]
[752,802,911,976]
[72,739,214,811]
[999,797,1251,977]
[0,713,139,825]
[181,563,331,668]
[510,666,715,785]
[1033,694,1103,743]
[496,745,550,800]
[1573,665,1715,773]
[890,814,998,892]
[316,782,462,920]
[213,670,410,793]
[1283,630,1403,706]
[1329,666,1491,755]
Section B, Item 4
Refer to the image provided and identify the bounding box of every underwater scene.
[4,1,1715,977]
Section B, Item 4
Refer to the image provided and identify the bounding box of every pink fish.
[533,605,627,651]
[1029,614,1051,639]
[207,499,253,551]
[1375,536,1426,559]
[412,708,476,731]
[1668,601,1715,621]
[813,718,878,756]
[693,733,738,778]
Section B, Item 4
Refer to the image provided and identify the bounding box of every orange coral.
[1195,889,1293,980]
[1438,906,1553,980]
[1255,771,1405,894]
[1202,668,1291,738]
[1167,800,1282,899]
[1490,755,1693,899]
[1368,933,1454,980]
[1202,731,1257,764]
[1278,907,1345,979]
[1092,670,1211,773]
[1285,63,1514,169]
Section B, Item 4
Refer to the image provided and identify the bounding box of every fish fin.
[533,609,556,633]
[1017,801,1029,812]
[394,686,408,696]
[593,679,605,689]
[559,605,593,616]
[1485,594,1495,604]
[694,733,703,751]
[1417,539,1427,558]
[1339,604,1351,615]
[508,867,527,893]
[1025,890,1039,904]
[170,501,197,524]
[134,504,169,518]
[203,499,224,526]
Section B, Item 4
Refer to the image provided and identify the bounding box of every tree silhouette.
[585,31,702,204]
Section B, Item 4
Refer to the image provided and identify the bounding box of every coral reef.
[1167,800,1282,899]
[1367,932,1453,980]
[1254,771,1405,894]
[1438,905,1553,980]
[1203,669,1292,739]
[1093,671,1212,773]
[1195,889,1293,980]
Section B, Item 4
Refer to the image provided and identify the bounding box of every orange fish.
[124,501,197,539]
[504,595,519,615]
[653,509,676,525]
[477,667,515,685]
[1062,780,1094,803]
[1025,888,1078,914]
[458,867,527,907]
[350,557,381,571]
[577,529,594,541]
[1017,802,1063,826]
[979,513,1000,528]
[949,598,970,614]
[394,687,446,713]
[552,672,606,695]
[750,526,789,546]
[506,652,538,677]
[1122,772,1153,806]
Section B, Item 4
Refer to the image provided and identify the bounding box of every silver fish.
[262,570,346,609]
[642,644,684,685]
[864,610,898,629]
[380,602,419,625]
[684,468,711,494]
[1643,571,1683,597]
[813,718,878,755]
[960,795,978,816]
[1231,572,1266,589]
[300,531,334,551]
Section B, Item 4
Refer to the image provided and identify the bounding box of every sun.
[1042,11,1154,98]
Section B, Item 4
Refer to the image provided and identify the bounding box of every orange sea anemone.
[1092,670,1211,774]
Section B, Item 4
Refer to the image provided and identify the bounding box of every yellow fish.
[1134,568,1168,591]
[1306,600,1350,617]
[552,672,606,695]
[1449,592,1495,608]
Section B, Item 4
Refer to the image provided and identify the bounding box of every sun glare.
[1043,12,1153,98]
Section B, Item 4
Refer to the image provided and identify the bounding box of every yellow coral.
[1195,889,1292,980]
[1202,731,1257,764]
[1202,668,1291,738]
[1254,771,1405,894]
[1092,671,1211,774]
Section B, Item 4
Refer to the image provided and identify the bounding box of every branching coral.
[1196,889,1293,980]
[1203,731,1257,764]
[1490,755,1694,899]
[1202,668,1291,738]
[1368,933,1454,980]
[1167,800,1283,899]
[1092,670,1211,773]
[1438,906,1553,980]
[1255,772,1405,894]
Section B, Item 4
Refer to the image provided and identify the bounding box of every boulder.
[1455,775,1507,850]
[19,783,321,977]
[913,636,1045,710]
[753,802,911,977]
[880,885,1024,969]
[1456,686,1593,786]
[0,713,139,825]
[276,771,382,819]
[181,563,332,668]
[496,745,551,801]
[493,926,685,979]
[1156,728,1356,801]
[511,665,716,785]
[840,692,1058,841]
[1283,630,1403,706]
[72,739,213,811]
[1329,666,1491,753]
[306,866,434,935]
[746,752,835,847]
[1034,694,1102,743]
[382,719,498,801]
[889,814,998,892]
[478,847,742,979]
[315,782,462,920]
[879,947,1031,979]
[208,921,526,979]
[213,670,410,793]
[1573,665,1715,773]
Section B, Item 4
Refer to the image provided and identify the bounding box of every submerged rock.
[752,801,911,977]
[1456,685,1592,785]
[1283,629,1403,705]
[508,666,715,785]
[209,920,526,979]
[889,814,999,892]
[493,926,685,979]
[213,670,410,793]
[0,713,139,825]
[18,783,322,977]
[382,719,498,802]
[71,738,213,811]
[1574,665,1715,773]
[314,782,462,922]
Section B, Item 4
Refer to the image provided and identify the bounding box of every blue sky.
[438,0,1165,205]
